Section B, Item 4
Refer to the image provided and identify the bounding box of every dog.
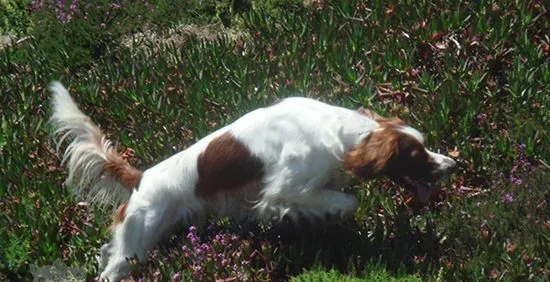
[49,82,456,281]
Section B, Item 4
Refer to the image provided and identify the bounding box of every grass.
[290,266,422,282]
[1,0,549,281]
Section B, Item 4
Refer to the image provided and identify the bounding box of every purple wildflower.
[192,264,203,276]
[30,0,45,11]
[182,245,191,258]
[502,193,514,203]
[172,272,182,282]
[509,143,532,188]
[180,225,271,280]
[200,243,210,253]
[476,112,488,124]
[69,0,78,13]
[187,226,199,245]
[153,270,162,281]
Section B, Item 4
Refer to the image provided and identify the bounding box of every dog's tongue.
[414,183,433,204]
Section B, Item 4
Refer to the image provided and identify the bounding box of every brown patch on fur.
[104,154,142,189]
[112,203,127,226]
[345,126,402,178]
[195,132,264,198]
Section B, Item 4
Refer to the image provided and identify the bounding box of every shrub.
[0,0,32,36]
[28,0,154,70]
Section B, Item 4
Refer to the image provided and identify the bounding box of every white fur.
[50,84,453,281]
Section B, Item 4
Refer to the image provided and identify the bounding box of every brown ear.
[345,128,400,178]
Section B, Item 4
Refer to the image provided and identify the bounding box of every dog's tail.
[49,82,141,206]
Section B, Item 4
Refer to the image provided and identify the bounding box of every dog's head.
[346,110,456,204]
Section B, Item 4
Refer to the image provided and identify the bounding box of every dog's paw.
[99,257,131,282]
[98,243,112,271]
[324,207,346,223]
[323,198,358,223]
[99,271,119,282]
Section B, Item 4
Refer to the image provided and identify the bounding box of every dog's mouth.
[401,176,442,204]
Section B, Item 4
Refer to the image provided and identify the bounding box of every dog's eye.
[410,149,429,164]
[410,149,421,159]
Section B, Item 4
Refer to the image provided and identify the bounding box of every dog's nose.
[427,151,457,174]
[442,157,457,173]
[446,157,457,169]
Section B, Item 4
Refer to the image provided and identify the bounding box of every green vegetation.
[291,267,422,282]
[1,0,548,281]
[290,267,422,282]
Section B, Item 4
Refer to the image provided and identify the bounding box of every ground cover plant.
[1,0,549,281]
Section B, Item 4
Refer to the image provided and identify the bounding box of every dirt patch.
[120,23,244,54]
[0,35,31,50]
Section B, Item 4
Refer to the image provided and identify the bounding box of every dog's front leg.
[100,201,172,281]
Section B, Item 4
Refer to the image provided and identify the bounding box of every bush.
[28,0,155,70]
[0,0,32,36]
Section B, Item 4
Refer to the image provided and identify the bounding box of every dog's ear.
[345,127,400,178]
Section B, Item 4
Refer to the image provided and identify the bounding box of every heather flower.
[69,1,78,13]
[509,143,532,188]
[187,226,199,245]
[172,272,182,282]
[502,193,514,203]
[476,112,487,124]
[182,245,191,258]
[153,270,162,281]
[30,0,45,11]
[180,225,270,281]
[31,0,81,23]
[192,264,203,276]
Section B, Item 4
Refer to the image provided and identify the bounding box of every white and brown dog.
[49,82,455,281]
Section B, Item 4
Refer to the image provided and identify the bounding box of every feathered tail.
[49,82,141,206]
